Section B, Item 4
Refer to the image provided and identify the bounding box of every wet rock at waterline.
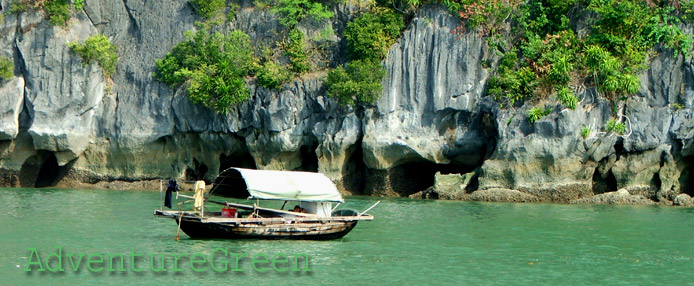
[570,189,656,206]
[673,194,693,207]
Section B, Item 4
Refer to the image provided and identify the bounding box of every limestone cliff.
[0,1,692,205]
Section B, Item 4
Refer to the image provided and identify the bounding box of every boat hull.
[154,211,362,240]
[178,218,358,240]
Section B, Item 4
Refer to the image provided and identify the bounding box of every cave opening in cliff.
[679,156,694,196]
[219,151,257,172]
[19,151,66,188]
[386,161,475,197]
[592,168,617,194]
[185,158,208,182]
[299,142,319,172]
[343,141,366,194]
[35,152,60,188]
[614,140,625,159]
[651,172,662,192]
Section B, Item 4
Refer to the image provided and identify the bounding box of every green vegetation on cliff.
[285,29,310,73]
[556,86,578,110]
[326,7,404,105]
[526,106,552,124]
[326,59,387,105]
[68,35,119,77]
[190,0,226,21]
[257,46,292,89]
[9,0,83,26]
[0,56,14,81]
[581,126,591,139]
[344,7,404,60]
[447,0,691,114]
[45,0,71,26]
[605,118,627,135]
[156,1,410,112]
[155,29,258,114]
[155,1,692,114]
[270,0,333,28]
[257,60,292,89]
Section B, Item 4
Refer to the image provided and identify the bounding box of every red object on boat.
[222,207,237,218]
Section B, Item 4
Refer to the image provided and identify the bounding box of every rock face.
[409,171,476,200]
[0,2,692,206]
[673,193,693,207]
[363,6,494,196]
[0,77,23,140]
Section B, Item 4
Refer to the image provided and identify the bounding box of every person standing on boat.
[193,181,205,211]
[164,180,177,208]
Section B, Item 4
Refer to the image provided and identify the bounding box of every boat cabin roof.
[210,168,344,203]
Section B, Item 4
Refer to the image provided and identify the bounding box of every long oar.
[358,201,380,217]
[175,202,184,241]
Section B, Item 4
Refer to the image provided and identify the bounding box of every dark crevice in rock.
[82,5,96,28]
[299,141,319,172]
[17,83,32,132]
[185,158,208,182]
[14,41,32,131]
[651,172,662,193]
[679,155,694,196]
[672,138,684,158]
[592,167,617,195]
[342,139,366,194]
[614,139,625,159]
[114,92,120,116]
[121,0,142,42]
[480,112,498,160]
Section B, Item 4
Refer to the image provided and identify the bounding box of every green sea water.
[1,187,693,285]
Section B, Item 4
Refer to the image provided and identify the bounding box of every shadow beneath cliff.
[219,150,257,172]
[35,152,60,188]
[19,151,72,188]
[364,160,476,197]
[342,140,365,194]
[185,158,208,182]
[299,142,319,172]
[592,168,617,195]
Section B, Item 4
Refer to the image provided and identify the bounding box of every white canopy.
[211,168,344,203]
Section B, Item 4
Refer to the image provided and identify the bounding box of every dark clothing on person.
[164,180,178,208]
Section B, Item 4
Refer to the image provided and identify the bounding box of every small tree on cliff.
[0,56,14,82]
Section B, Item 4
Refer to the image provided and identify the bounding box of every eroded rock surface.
[0,2,692,205]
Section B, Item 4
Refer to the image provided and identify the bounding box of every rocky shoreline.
[0,2,692,205]
[409,172,694,206]
[10,171,686,207]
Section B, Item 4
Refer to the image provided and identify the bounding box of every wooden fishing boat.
[154,168,378,240]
